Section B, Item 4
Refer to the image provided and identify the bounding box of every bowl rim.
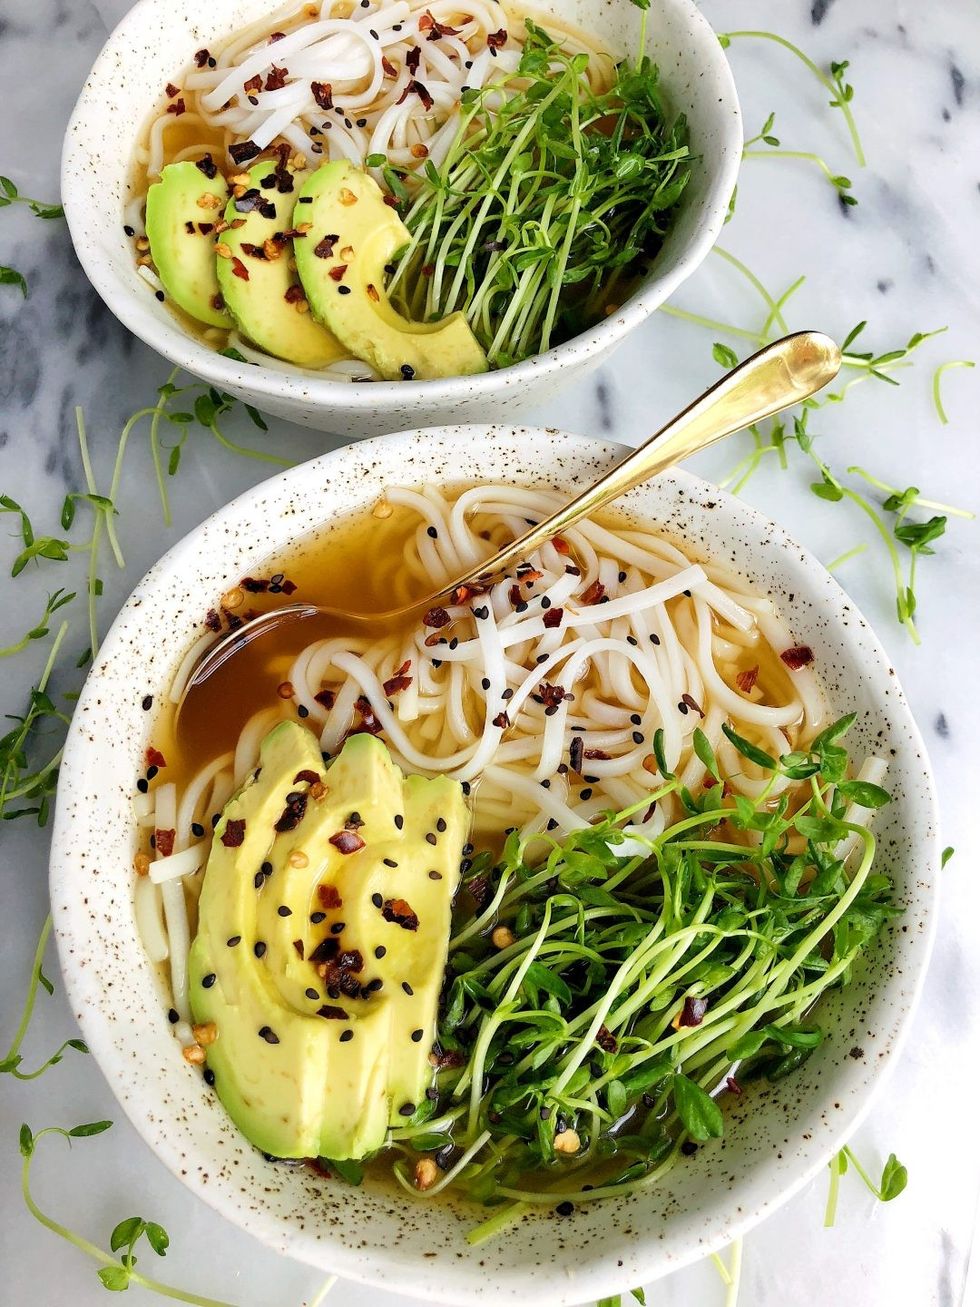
[59,0,742,410]
[49,423,939,1304]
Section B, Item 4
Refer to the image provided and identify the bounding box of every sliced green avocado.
[293,161,488,380]
[188,723,468,1160]
[215,163,348,369]
[145,161,231,328]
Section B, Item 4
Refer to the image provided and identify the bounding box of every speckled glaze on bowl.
[50,427,938,1306]
[60,0,740,436]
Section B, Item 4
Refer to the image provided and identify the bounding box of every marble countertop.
[1,0,979,1303]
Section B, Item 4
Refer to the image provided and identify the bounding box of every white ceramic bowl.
[61,0,740,436]
[50,426,938,1305]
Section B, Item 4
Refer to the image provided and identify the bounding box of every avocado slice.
[215,163,348,369]
[188,723,468,1160]
[145,161,232,328]
[293,161,488,381]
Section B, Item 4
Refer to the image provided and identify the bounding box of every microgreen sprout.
[824,1146,907,1227]
[0,174,65,295]
[932,359,975,424]
[0,915,89,1079]
[741,112,856,205]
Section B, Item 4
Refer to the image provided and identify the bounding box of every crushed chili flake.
[595,1025,617,1053]
[311,80,333,110]
[508,584,522,606]
[583,747,610,761]
[581,579,605,605]
[681,693,705,718]
[382,898,419,930]
[329,830,365,855]
[726,1075,743,1096]
[736,666,759,694]
[275,793,308,832]
[315,689,336,710]
[406,46,422,73]
[316,1005,349,1020]
[166,98,186,116]
[451,582,487,605]
[366,283,380,302]
[221,819,246,847]
[351,696,382,736]
[328,264,348,281]
[423,606,450,628]
[265,65,288,91]
[145,746,167,769]
[318,884,343,908]
[397,79,434,111]
[382,193,399,208]
[165,82,181,98]
[487,28,508,48]
[309,936,340,966]
[155,828,176,858]
[228,140,261,165]
[492,710,510,729]
[243,73,263,94]
[538,682,569,710]
[429,1046,465,1069]
[382,55,398,78]
[383,660,413,696]
[284,284,307,304]
[543,606,564,628]
[781,645,814,670]
[314,233,339,258]
[269,30,286,41]
[293,939,305,959]
[679,995,708,1027]
[205,608,222,632]
[294,769,319,786]
[550,536,570,555]
[241,576,269,592]
[194,48,211,67]
[569,735,584,773]
[195,154,218,179]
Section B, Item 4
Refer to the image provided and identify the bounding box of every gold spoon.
[180,330,841,703]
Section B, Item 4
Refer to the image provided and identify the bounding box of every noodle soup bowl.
[50,425,939,1304]
[61,0,741,436]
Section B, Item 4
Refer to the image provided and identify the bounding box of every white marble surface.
[1,0,979,1303]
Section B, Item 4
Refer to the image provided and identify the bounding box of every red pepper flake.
[421,262,435,276]
[221,819,246,847]
[229,140,261,165]
[293,769,320,785]
[542,606,564,628]
[275,793,308,832]
[492,710,510,729]
[241,576,269,592]
[284,284,306,303]
[383,194,399,209]
[243,73,263,94]
[383,660,413,696]
[329,829,365,855]
[318,884,343,909]
[538,682,569,710]
[195,154,218,180]
[311,80,333,110]
[406,45,422,74]
[194,48,211,68]
[328,263,348,282]
[550,536,570,556]
[418,11,434,29]
[314,233,339,258]
[583,747,610,761]
[595,1025,617,1053]
[451,582,487,605]
[281,579,297,594]
[423,606,450,628]
[315,689,336,710]
[145,746,167,769]
[166,98,186,116]
[293,939,305,959]
[165,82,181,98]
[569,735,584,773]
[198,222,214,235]
[264,65,288,91]
[316,1005,349,1020]
[509,584,522,606]
[679,995,708,1027]
[397,79,434,111]
[735,666,759,694]
[429,1046,465,1069]
[518,567,543,583]
[581,579,605,605]
[269,30,286,41]
[351,695,382,736]
[382,55,398,78]
[309,936,340,966]
[205,608,222,632]
[155,828,176,858]
[681,693,705,718]
[231,256,250,281]
[781,645,814,670]
[726,1075,743,1097]
[382,897,419,931]
[486,28,508,49]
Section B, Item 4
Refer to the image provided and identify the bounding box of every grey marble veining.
[1,1,980,1304]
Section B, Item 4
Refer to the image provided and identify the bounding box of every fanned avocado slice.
[145,160,231,328]
[215,162,348,369]
[188,723,469,1160]
[293,160,488,381]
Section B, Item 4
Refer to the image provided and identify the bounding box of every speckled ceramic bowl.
[60,0,740,436]
[50,426,938,1306]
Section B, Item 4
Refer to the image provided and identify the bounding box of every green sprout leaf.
[672,1073,723,1141]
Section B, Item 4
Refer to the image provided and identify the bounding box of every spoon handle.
[453,330,842,593]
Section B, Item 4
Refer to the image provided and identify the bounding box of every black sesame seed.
[383,858,398,868]
[192,822,205,838]
[305,987,320,1000]
[155,290,165,302]
[398,1102,415,1117]
[141,694,153,710]
[137,778,149,794]
[426,832,437,845]
[340,1029,354,1042]
[632,731,644,744]
[365,977,383,992]
[254,941,267,958]
[394,814,404,829]
[311,911,326,924]
[147,765,158,780]
[400,363,415,379]
[650,633,661,645]
[297,704,309,718]
[427,526,438,538]
[411,1028,424,1042]
[262,861,273,875]
[254,871,265,888]
[630,713,642,725]
[211,813,220,828]
[481,677,491,690]
[432,658,442,668]
[327,984,340,998]
[259,1026,279,1044]
[372,893,383,908]
[374,945,386,959]
[580,788,593,800]
[541,596,551,609]
[516,601,528,613]
[278,905,292,917]
[463,842,474,856]
[338,285,351,295]
[547,817,559,831]
[678,701,689,715]
[541,779,551,788]
[426,1086,440,1101]
[681,1140,698,1156]
[168,1008,179,1024]
[402,981,414,995]
[124,224,135,237]
[428,870,442,880]
[202,973,216,988]
[473,605,489,620]
[203,1067,215,1085]
[227,935,241,947]
[330,921,345,934]
[539,1105,552,1119]
[627,635,638,646]
[436,817,447,832]
[356,117,367,127]
[461,780,471,795]
[536,653,549,664]
[369,28,379,38]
